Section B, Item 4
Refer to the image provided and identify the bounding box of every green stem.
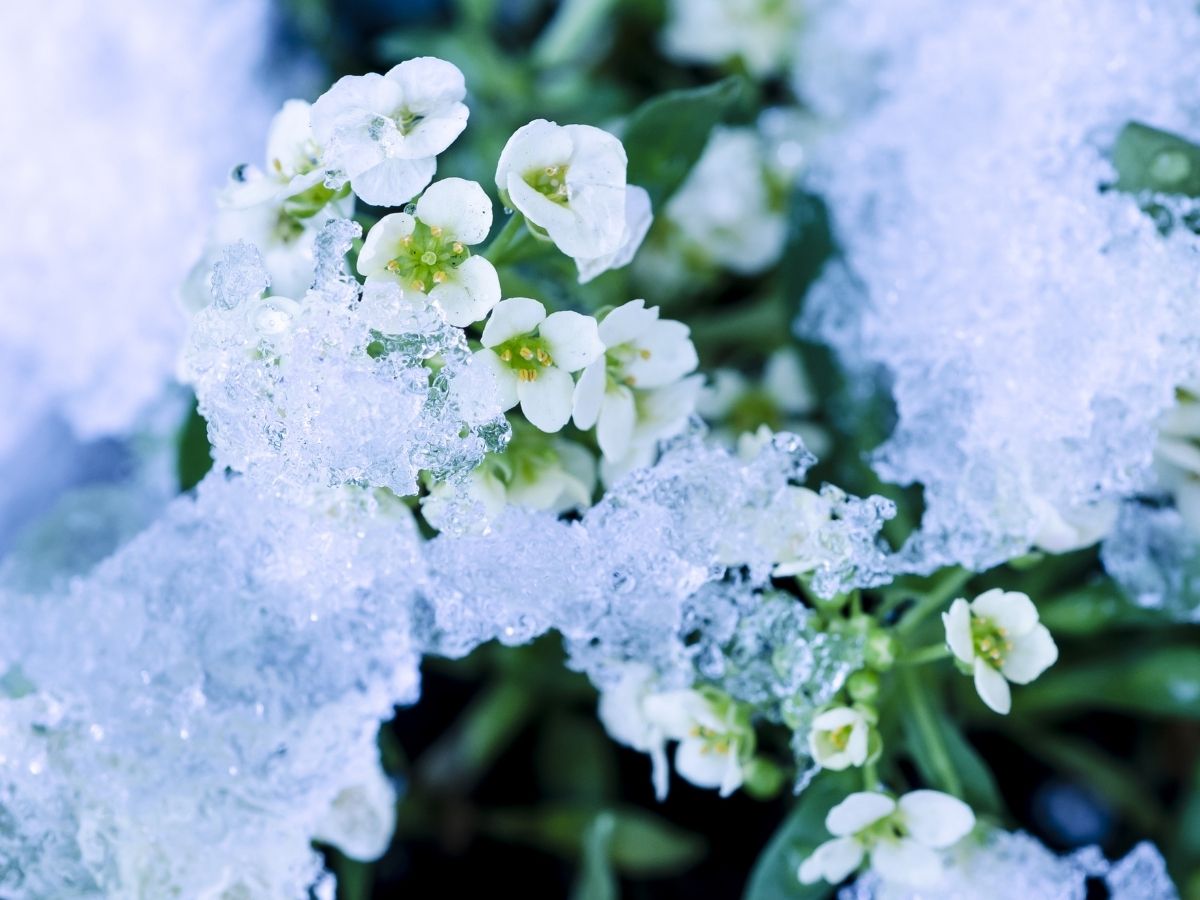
[899,667,962,798]
[896,567,973,636]
[901,644,951,666]
[486,212,543,266]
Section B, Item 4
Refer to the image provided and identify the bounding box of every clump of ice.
[794,0,1200,571]
[181,220,510,496]
[0,474,420,898]
[839,830,1177,900]
[1102,502,1200,622]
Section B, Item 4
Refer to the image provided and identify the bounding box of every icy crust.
[0,0,296,456]
[0,475,419,899]
[182,223,511,496]
[793,0,1200,572]
[839,830,1177,900]
[1102,502,1200,622]
[0,430,892,896]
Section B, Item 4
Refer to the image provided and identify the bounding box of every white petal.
[799,838,864,885]
[870,837,943,888]
[387,56,466,111]
[650,740,670,801]
[642,689,711,738]
[429,256,500,326]
[597,387,637,461]
[265,99,316,178]
[626,320,698,388]
[598,299,655,347]
[812,707,859,731]
[472,349,519,410]
[763,349,816,415]
[506,173,580,243]
[481,297,546,346]
[674,739,735,792]
[846,722,869,766]
[310,72,402,144]
[352,157,436,207]
[897,790,975,848]
[540,311,604,371]
[973,658,1012,715]
[571,361,607,430]
[495,119,573,195]
[576,185,654,284]
[943,598,975,664]
[518,366,576,433]
[825,792,895,837]
[312,760,397,862]
[1001,624,1058,685]
[971,589,1039,638]
[415,177,493,244]
[358,213,416,276]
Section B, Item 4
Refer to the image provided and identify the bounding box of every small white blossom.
[575,185,654,284]
[475,298,603,433]
[311,57,468,207]
[943,590,1058,715]
[643,688,753,797]
[495,119,628,259]
[596,375,705,485]
[665,127,787,276]
[572,300,699,463]
[798,790,975,888]
[358,178,499,326]
[764,486,835,577]
[597,663,673,799]
[661,0,803,78]
[1029,495,1119,554]
[809,705,873,771]
[1155,386,1200,535]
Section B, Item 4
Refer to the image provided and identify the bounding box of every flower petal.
[416,177,493,244]
[626,319,698,388]
[540,311,603,371]
[971,589,1039,638]
[310,72,402,145]
[429,256,500,326]
[576,185,654,284]
[798,837,864,886]
[598,299,656,348]
[764,349,816,415]
[825,792,895,837]
[674,738,735,792]
[897,790,975,849]
[358,213,416,277]
[597,387,637,461]
[518,366,576,433]
[812,707,859,731]
[495,119,573,194]
[471,349,518,410]
[1001,624,1058,685]
[571,360,606,430]
[973,658,1011,715]
[481,297,546,346]
[942,598,974,664]
[352,157,436,208]
[870,837,943,888]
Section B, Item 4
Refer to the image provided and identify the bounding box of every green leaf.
[623,77,745,207]
[899,671,1004,817]
[742,771,856,900]
[536,714,619,803]
[483,803,705,878]
[177,398,213,493]
[332,852,374,900]
[1112,121,1200,196]
[1018,643,1200,718]
[571,812,619,900]
[1039,579,1173,636]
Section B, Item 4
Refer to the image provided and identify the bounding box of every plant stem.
[899,667,962,798]
[487,212,533,265]
[901,644,951,666]
[896,567,973,636]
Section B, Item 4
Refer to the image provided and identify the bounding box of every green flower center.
[828,724,854,751]
[385,220,471,292]
[971,616,1012,667]
[524,164,571,205]
[728,390,783,434]
[493,335,555,382]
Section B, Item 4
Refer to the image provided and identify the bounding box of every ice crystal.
[1102,503,1200,623]
[794,0,1200,572]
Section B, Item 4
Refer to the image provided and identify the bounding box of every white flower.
[943,590,1058,716]
[764,486,835,577]
[572,300,699,462]
[1029,495,1119,554]
[575,185,653,284]
[661,0,803,78]
[642,688,753,798]
[311,57,468,207]
[1155,387,1200,535]
[596,375,705,485]
[798,790,975,888]
[495,119,628,259]
[357,178,499,326]
[475,297,603,432]
[312,756,397,862]
[808,706,872,771]
[665,127,786,276]
[421,430,596,532]
[597,663,673,800]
